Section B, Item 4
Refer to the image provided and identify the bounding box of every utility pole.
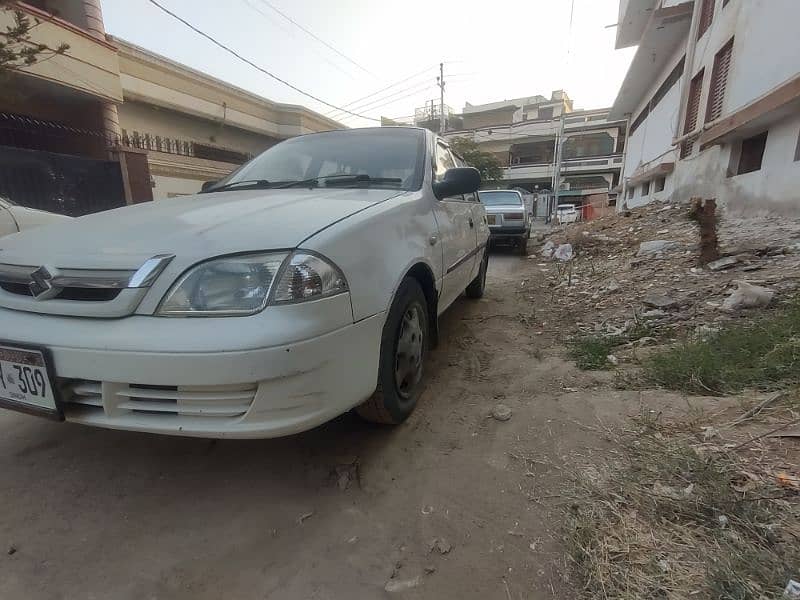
[551,113,566,224]
[437,62,445,134]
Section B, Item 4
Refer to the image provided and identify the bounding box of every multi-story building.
[612,0,800,213]
[113,38,342,199]
[442,91,626,220]
[0,0,133,213]
[0,1,341,212]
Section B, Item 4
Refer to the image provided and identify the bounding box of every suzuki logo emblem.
[29,266,59,300]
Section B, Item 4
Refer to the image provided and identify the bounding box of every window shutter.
[698,0,715,39]
[706,38,733,123]
[681,70,704,158]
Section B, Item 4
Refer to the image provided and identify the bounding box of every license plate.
[0,343,61,419]
[487,215,497,225]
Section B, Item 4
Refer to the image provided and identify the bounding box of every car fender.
[302,191,442,323]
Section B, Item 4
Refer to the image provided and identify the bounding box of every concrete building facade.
[613,0,800,215]
[113,38,343,199]
[0,1,342,211]
[442,91,626,219]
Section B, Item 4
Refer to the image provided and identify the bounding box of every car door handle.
[468,217,474,228]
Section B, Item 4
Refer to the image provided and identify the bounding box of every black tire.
[465,248,488,299]
[518,235,529,256]
[356,278,429,424]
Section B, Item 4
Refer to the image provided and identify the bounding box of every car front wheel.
[356,278,429,424]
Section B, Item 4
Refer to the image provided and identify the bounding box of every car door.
[454,155,489,280]
[431,141,478,310]
[0,200,19,237]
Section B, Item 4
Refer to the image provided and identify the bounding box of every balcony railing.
[121,131,253,165]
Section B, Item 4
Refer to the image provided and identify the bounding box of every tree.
[0,3,69,76]
[449,137,504,183]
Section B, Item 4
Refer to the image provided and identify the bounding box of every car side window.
[453,154,479,203]
[435,143,457,183]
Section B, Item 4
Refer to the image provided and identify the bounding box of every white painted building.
[613,0,800,214]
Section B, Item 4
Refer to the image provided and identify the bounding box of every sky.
[103,0,636,128]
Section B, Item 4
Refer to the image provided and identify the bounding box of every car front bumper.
[0,294,384,438]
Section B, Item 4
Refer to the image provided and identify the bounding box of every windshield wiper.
[277,174,402,189]
[202,179,272,193]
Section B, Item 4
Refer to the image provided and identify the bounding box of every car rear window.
[479,191,522,206]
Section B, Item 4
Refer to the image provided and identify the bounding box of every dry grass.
[564,415,800,599]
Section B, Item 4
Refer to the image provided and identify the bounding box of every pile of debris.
[534,202,800,342]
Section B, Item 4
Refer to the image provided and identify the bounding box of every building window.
[698,0,715,39]
[795,128,800,162]
[735,132,768,175]
[681,69,705,159]
[706,38,734,123]
[627,186,635,200]
[538,106,554,120]
[655,176,666,192]
[641,181,650,196]
[723,0,730,6]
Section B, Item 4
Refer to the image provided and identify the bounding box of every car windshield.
[216,128,425,192]
[480,191,522,206]
[558,205,576,212]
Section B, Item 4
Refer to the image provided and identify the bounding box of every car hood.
[0,188,402,269]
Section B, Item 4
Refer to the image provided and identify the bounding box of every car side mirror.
[432,167,481,200]
[201,180,218,192]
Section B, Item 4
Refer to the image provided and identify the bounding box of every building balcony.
[504,154,624,181]
[1,2,122,102]
[562,154,624,172]
[504,162,553,181]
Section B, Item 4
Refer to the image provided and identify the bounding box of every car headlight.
[272,252,348,304]
[157,251,347,316]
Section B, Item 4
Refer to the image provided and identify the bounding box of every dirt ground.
[0,245,769,600]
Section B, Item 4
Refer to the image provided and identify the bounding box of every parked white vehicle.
[479,189,531,254]
[556,203,579,224]
[0,128,489,438]
[0,197,71,237]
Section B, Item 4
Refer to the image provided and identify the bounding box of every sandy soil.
[0,248,727,600]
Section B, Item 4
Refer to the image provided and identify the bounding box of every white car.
[0,128,489,438]
[0,197,71,237]
[556,203,579,224]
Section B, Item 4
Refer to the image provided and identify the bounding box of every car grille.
[63,380,257,419]
[0,281,122,302]
[0,255,173,317]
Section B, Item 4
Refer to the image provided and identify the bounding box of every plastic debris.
[721,280,774,311]
[784,579,800,599]
[553,243,573,261]
[540,240,555,258]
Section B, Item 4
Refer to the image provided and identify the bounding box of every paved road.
[0,252,594,599]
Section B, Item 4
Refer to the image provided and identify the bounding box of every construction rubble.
[533,201,800,344]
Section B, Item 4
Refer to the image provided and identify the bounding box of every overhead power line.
[326,64,437,117]
[240,0,356,80]
[342,79,434,115]
[336,85,436,122]
[145,0,380,122]
[254,0,374,77]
